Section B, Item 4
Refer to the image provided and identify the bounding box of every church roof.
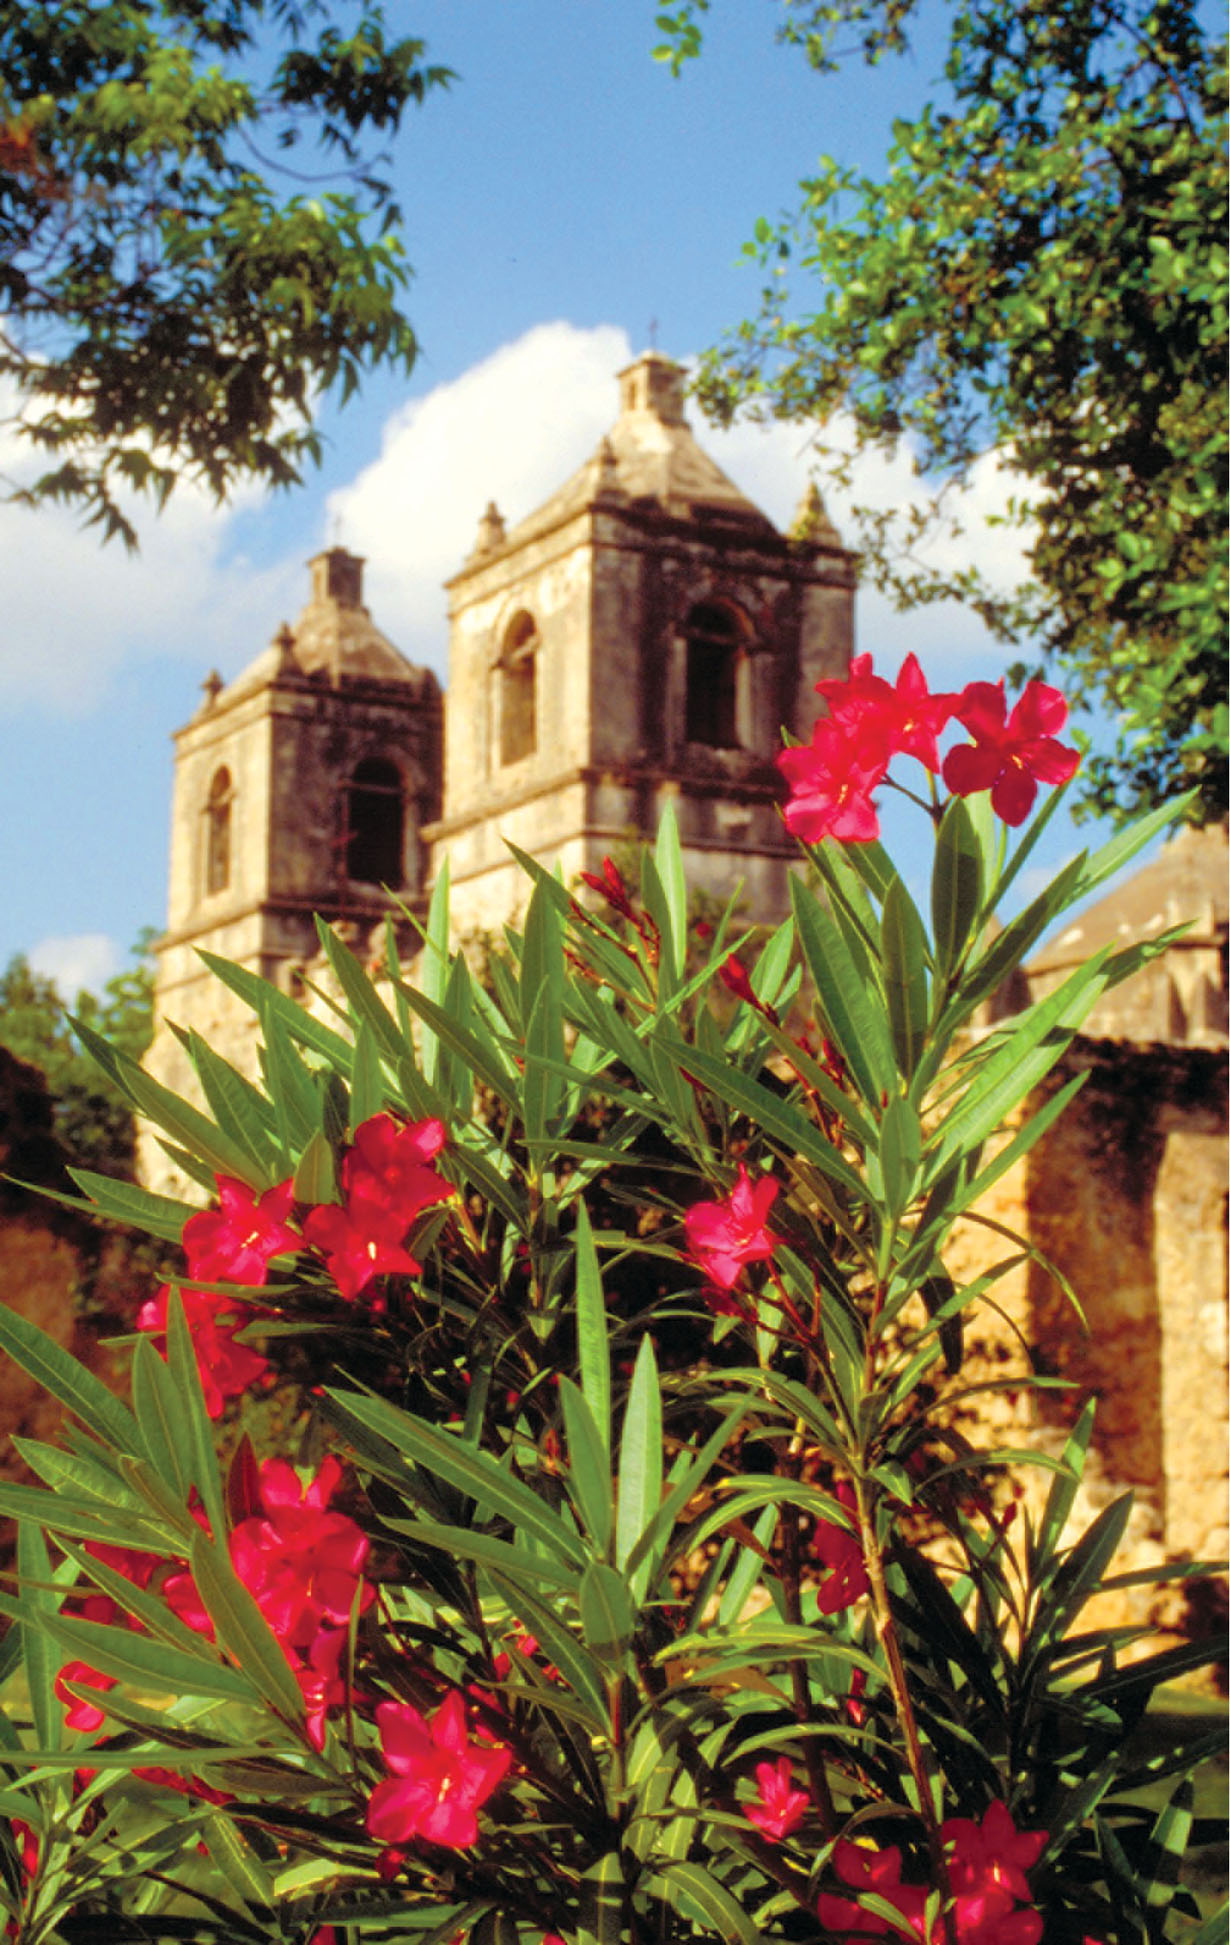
[210,550,438,708]
[461,354,779,571]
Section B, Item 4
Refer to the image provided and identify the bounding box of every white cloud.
[0,395,301,712]
[330,321,1032,688]
[28,931,119,997]
[327,322,636,675]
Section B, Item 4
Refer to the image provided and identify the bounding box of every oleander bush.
[0,658,1223,1944]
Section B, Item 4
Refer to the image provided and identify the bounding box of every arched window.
[346,757,404,886]
[684,602,742,748]
[499,611,539,767]
[205,766,233,895]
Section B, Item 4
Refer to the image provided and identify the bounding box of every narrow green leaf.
[878,1094,922,1221]
[578,1850,625,1945]
[485,1573,606,1724]
[574,1204,611,1455]
[349,1019,386,1132]
[189,1532,306,1730]
[0,1302,144,1457]
[559,1378,613,1557]
[182,1028,278,1172]
[646,1862,762,1944]
[418,858,451,1088]
[579,1561,636,1663]
[314,917,403,1060]
[655,798,688,980]
[130,1336,190,1497]
[717,1503,779,1627]
[325,1391,587,1568]
[616,1337,662,1597]
[12,1606,259,1705]
[165,1291,226,1543]
[931,797,983,979]
[790,873,895,1102]
[72,1016,266,1186]
[882,876,930,1079]
[65,1170,192,1243]
[198,950,354,1065]
[17,1524,60,1753]
[292,1128,338,1204]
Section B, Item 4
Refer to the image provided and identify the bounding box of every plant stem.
[856,1478,957,1945]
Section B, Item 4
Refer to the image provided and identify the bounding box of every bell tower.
[426,353,856,937]
[144,548,442,1191]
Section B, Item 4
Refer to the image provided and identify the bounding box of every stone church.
[146,351,856,1118]
[135,347,1226,1637]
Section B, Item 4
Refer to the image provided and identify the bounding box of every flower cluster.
[817,1800,1046,1942]
[302,1110,453,1302]
[137,1113,454,1409]
[777,653,1079,842]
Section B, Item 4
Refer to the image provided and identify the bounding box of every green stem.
[856,1478,957,1945]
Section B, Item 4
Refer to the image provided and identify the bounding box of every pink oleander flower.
[136,1284,270,1418]
[229,1456,373,1651]
[579,854,637,923]
[812,1481,870,1614]
[817,1803,1046,1942]
[301,1197,423,1302]
[341,1113,452,1228]
[366,1690,512,1848]
[942,679,1079,825]
[292,1626,350,1752]
[777,714,891,844]
[182,1175,301,1285]
[745,1756,810,1840]
[718,954,757,1005]
[817,652,958,774]
[684,1164,780,1291]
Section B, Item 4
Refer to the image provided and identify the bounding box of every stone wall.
[945,1036,1228,1650]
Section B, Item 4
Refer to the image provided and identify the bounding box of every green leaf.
[878,1093,921,1220]
[65,1169,192,1243]
[314,917,403,1061]
[882,876,930,1079]
[0,1302,144,1457]
[292,1128,337,1204]
[418,859,452,1089]
[791,873,896,1104]
[349,1020,385,1132]
[71,1016,267,1186]
[646,1861,763,1944]
[130,1335,190,1497]
[579,1561,636,1663]
[560,1378,613,1557]
[655,798,688,981]
[165,1291,226,1543]
[325,1391,587,1568]
[17,1524,61,1754]
[189,1531,306,1730]
[931,797,983,979]
[574,1203,611,1456]
[199,952,353,1068]
[578,1850,625,1945]
[616,1336,662,1599]
[485,1573,607,1724]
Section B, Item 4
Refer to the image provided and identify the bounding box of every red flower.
[182,1175,301,1286]
[292,1626,350,1752]
[817,1804,1045,1942]
[719,954,757,1005]
[777,715,891,844]
[136,1284,270,1418]
[684,1165,779,1291]
[745,1757,810,1840]
[229,1456,373,1651]
[818,1837,927,1938]
[942,679,1079,825]
[341,1114,452,1228]
[366,1690,512,1848]
[812,1482,869,1614]
[579,855,637,923]
[302,1198,422,1302]
[817,652,957,773]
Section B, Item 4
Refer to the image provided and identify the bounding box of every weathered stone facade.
[143,352,856,1171]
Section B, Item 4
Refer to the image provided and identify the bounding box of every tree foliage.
[0,0,450,545]
[657,0,1228,825]
[0,935,154,1176]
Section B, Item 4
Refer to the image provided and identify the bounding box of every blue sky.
[1,1,1104,993]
